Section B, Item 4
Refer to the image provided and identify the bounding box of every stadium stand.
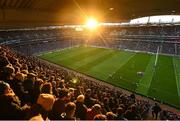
[0,0,180,120]
[0,25,180,120]
[1,25,180,56]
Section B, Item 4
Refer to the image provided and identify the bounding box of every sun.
[86,18,98,30]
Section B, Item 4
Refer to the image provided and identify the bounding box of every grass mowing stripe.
[77,50,118,73]
[87,51,135,81]
[40,47,99,66]
[148,56,179,108]
[74,50,115,71]
[106,53,151,91]
[136,55,156,95]
[173,57,180,103]
[39,46,180,108]
[55,47,97,62]
[40,46,82,59]
[58,48,107,67]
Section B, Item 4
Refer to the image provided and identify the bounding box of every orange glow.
[86,17,98,30]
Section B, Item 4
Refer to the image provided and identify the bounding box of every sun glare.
[86,18,98,30]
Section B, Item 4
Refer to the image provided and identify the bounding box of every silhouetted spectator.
[10,72,27,104]
[124,105,141,120]
[27,93,55,120]
[75,94,88,120]
[87,104,102,120]
[40,82,53,94]
[48,88,70,120]
[94,114,106,121]
[106,112,117,120]
[62,102,76,120]
[116,107,127,120]
[84,89,96,108]
[152,103,161,119]
[0,81,30,120]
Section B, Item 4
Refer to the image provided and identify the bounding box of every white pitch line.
[106,53,136,80]
[172,57,180,97]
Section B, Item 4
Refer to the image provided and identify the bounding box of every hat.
[0,81,9,95]
[37,93,55,111]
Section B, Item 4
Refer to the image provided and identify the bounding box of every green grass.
[39,46,180,108]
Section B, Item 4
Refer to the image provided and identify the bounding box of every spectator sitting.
[103,97,111,112]
[40,82,53,94]
[52,81,58,97]
[62,102,76,120]
[0,51,10,70]
[106,112,117,120]
[11,72,27,104]
[58,79,66,89]
[49,76,55,83]
[124,105,141,120]
[31,78,43,104]
[48,88,70,120]
[87,104,102,120]
[84,89,96,108]
[94,114,106,121]
[27,93,55,121]
[75,94,88,120]
[116,107,127,120]
[160,110,168,120]
[1,64,15,81]
[23,73,36,92]
[0,81,30,120]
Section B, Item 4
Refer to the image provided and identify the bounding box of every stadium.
[0,0,180,120]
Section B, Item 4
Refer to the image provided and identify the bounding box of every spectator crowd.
[0,44,180,120]
[1,25,180,56]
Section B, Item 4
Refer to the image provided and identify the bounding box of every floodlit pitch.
[39,46,180,108]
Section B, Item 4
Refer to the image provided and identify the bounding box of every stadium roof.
[0,0,180,27]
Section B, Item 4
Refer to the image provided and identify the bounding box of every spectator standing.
[152,103,161,119]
